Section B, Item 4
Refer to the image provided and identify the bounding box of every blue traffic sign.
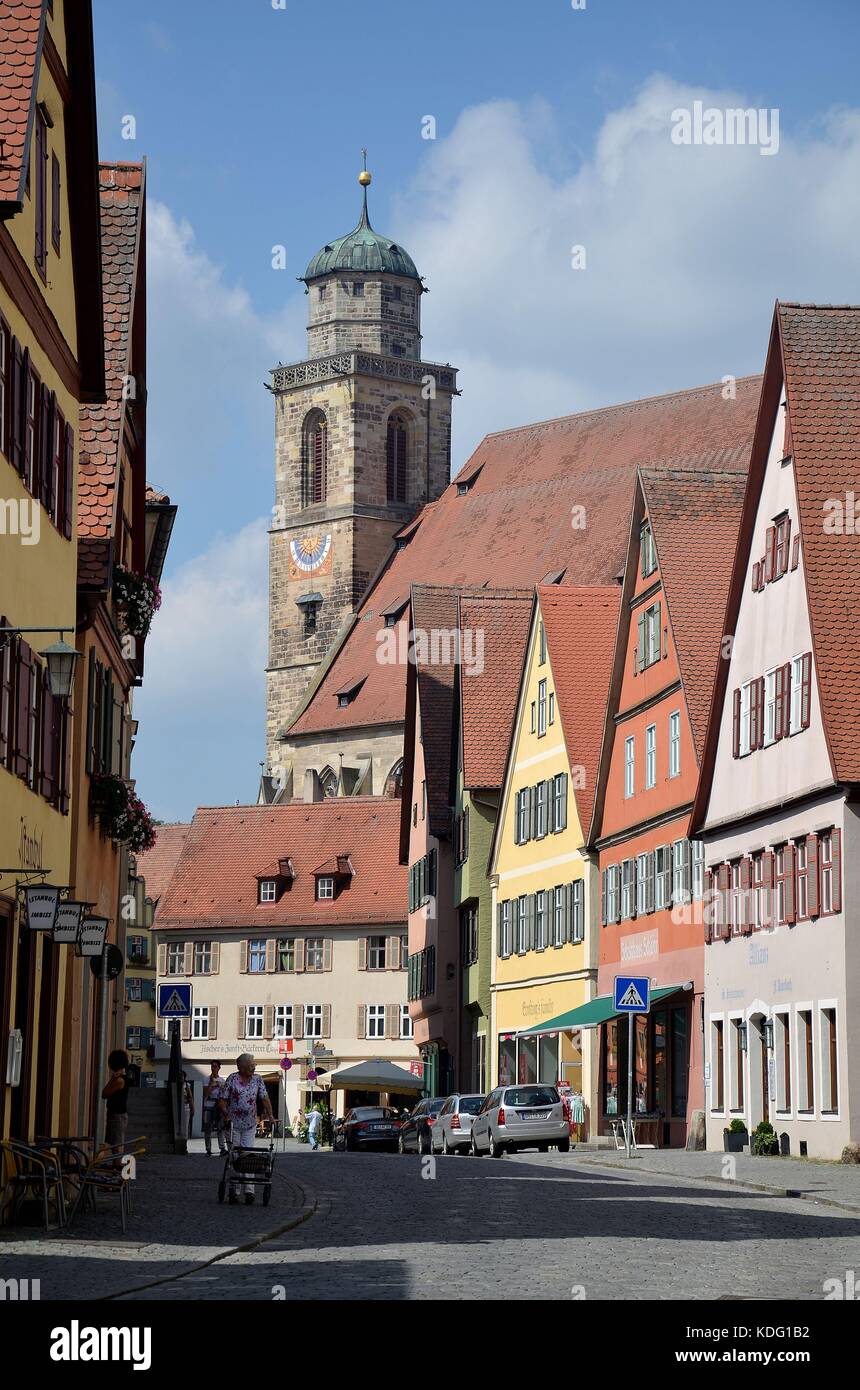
[157,982,192,1018]
[614,975,650,1013]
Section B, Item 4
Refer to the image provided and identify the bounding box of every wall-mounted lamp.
[0,627,79,698]
[764,1019,775,1051]
[738,1022,748,1053]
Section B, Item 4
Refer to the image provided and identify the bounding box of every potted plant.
[752,1120,780,1156]
[90,774,157,853]
[723,1118,748,1152]
[113,564,162,641]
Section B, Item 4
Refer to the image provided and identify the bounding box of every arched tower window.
[384,758,404,799]
[386,411,409,504]
[303,410,328,507]
[319,765,338,798]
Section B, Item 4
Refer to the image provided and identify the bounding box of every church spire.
[358,149,372,229]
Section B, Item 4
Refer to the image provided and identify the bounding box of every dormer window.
[317,877,335,900]
[259,880,277,903]
[640,523,657,579]
[454,463,483,497]
[334,676,366,708]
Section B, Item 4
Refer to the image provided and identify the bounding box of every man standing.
[307,1106,322,1150]
[203,1062,228,1156]
[219,1054,274,1204]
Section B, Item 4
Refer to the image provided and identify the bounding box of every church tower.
[266,162,458,770]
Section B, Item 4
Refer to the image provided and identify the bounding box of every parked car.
[398,1097,446,1154]
[333,1106,402,1153]
[470,1085,570,1158]
[431,1094,485,1155]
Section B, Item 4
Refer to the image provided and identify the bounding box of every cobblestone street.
[3,1143,859,1302]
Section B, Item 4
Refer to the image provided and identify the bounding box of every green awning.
[514,985,689,1037]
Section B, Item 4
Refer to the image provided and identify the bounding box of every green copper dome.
[303,185,421,284]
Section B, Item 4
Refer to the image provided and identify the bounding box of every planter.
[723,1131,748,1153]
[113,565,162,642]
[90,774,157,853]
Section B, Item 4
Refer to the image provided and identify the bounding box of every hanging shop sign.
[77,916,109,957]
[53,901,85,944]
[25,883,61,931]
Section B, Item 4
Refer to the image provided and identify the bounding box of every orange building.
[589,467,747,1147]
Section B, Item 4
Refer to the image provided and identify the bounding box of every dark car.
[397,1097,446,1154]
[334,1106,401,1153]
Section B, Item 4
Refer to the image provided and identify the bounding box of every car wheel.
[417,1129,429,1156]
[398,1133,406,1155]
[558,1137,571,1154]
[488,1131,504,1159]
[441,1133,450,1156]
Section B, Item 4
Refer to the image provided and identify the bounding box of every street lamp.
[0,627,79,698]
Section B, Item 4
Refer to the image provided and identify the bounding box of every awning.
[515,984,690,1037]
[325,1060,425,1092]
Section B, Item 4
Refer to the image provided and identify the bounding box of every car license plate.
[373,1124,394,1131]
[522,1110,549,1120]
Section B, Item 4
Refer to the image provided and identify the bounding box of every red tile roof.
[0,1,46,207]
[640,468,747,760]
[778,304,860,782]
[409,584,461,837]
[154,800,406,931]
[537,584,621,831]
[78,163,144,588]
[459,590,533,789]
[287,378,762,742]
[135,823,190,910]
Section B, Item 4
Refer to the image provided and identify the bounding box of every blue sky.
[91,0,860,821]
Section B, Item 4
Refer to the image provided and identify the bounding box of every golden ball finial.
[358,169,372,187]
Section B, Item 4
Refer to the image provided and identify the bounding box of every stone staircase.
[127,1086,182,1155]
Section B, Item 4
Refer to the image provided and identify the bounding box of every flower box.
[113,564,162,642]
[90,773,157,853]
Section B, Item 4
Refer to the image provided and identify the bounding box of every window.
[637,602,661,670]
[515,895,528,954]
[277,938,295,972]
[127,935,147,964]
[166,942,184,976]
[691,840,705,900]
[569,879,584,943]
[305,938,324,972]
[552,886,565,945]
[775,1011,791,1111]
[730,1018,745,1111]
[193,941,212,974]
[763,669,778,746]
[735,679,757,756]
[274,1005,293,1038]
[789,653,812,734]
[126,977,142,1003]
[797,1009,814,1112]
[248,939,266,973]
[819,831,840,915]
[460,905,478,965]
[624,736,634,798]
[386,412,408,503]
[537,679,548,737]
[773,513,791,579]
[304,1004,323,1039]
[548,691,555,725]
[620,859,635,919]
[303,411,327,506]
[645,724,656,788]
[795,839,808,919]
[636,852,649,916]
[499,900,512,959]
[400,1004,413,1039]
[367,935,386,970]
[366,1004,386,1039]
[534,891,548,951]
[318,284,327,299]
[352,280,364,296]
[534,780,547,838]
[668,711,680,778]
[317,877,335,900]
[655,846,671,910]
[606,864,620,924]
[672,840,690,905]
[34,107,47,278]
[245,1005,264,1039]
[539,622,546,664]
[51,151,61,253]
[192,1006,209,1041]
[820,1007,838,1112]
[515,788,530,845]
[711,1019,725,1110]
[752,852,772,929]
[640,523,657,578]
[259,879,277,902]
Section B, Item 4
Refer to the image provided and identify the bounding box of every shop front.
[494,977,596,1137]
[599,986,694,1146]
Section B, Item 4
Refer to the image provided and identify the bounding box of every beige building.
[149,801,417,1122]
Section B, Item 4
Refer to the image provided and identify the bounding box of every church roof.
[303,186,420,283]
[285,376,763,743]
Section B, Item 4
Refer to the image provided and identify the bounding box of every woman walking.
[218,1054,274,1204]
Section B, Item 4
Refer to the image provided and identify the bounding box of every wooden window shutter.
[157,943,167,975]
[358,937,368,970]
[755,676,765,749]
[183,943,194,975]
[636,611,645,670]
[51,151,61,252]
[236,1006,245,1038]
[14,639,33,780]
[646,853,655,914]
[85,649,96,773]
[385,936,398,970]
[39,673,57,802]
[831,829,842,912]
[211,942,220,974]
[293,1006,304,1040]
[100,667,113,775]
[783,845,796,923]
[600,870,607,928]
[718,863,731,939]
[732,688,741,758]
[386,1003,398,1040]
[527,893,536,950]
[800,652,812,729]
[37,382,50,507]
[265,939,277,973]
[0,624,13,766]
[356,1004,366,1039]
[763,527,775,583]
[739,857,752,935]
[751,561,760,591]
[34,109,47,274]
[239,940,249,973]
[791,535,800,570]
[10,338,23,474]
[58,696,72,814]
[209,1005,218,1040]
[559,775,568,831]
[774,665,785,739]
[806,834,820,918]
[264,1005,275,1038]
[295,939,305,972]
[704,869,714,943]
[323,938,332,971]
[61,422,73,539]
[180,1016,190,1041]
[322,1004,331,1038]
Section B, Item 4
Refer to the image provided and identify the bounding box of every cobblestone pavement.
[3,1143,859,1301]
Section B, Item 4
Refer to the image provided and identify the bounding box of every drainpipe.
[94,946,109,1141]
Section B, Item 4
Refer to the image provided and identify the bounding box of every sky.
[91,0,860,822]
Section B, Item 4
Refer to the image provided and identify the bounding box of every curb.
[573,1154,860,1216]
[101,1173,319,1301]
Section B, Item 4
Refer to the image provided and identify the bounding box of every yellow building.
[488,586,619,1136]
[0,1,105,1142]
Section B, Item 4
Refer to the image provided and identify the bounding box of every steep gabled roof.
[0,0,46,206]
[286,377,762,743]
[78,163,145,588]
[640,467,748,759]
[537,584,621,833]
[408,583,461,839]
[458,590,533,790]
[135,823,190,910]
[154,800,406,932]
[693,303,860,825]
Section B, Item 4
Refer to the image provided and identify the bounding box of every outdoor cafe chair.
[66,1138,145,1233]
[0,1139,67,1232]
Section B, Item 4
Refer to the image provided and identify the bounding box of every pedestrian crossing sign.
[614,975,650,1012]
[157,983,192,1017]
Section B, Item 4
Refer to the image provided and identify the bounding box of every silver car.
[470,1084,570,1158]
[431,1093,485,1155]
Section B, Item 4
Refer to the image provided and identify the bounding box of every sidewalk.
[0,1142,315,1301]
[574,1146,860,1213]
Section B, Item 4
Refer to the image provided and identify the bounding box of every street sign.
[409,1061,424,1077]
[157,982,192,1018]
[614,975,650,1012]
[280,1057,292,1071]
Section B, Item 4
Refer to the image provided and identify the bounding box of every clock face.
[288,533,332,579]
